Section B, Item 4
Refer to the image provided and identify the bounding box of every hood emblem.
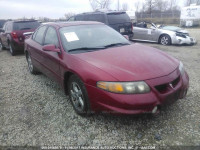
[169,83,174,89]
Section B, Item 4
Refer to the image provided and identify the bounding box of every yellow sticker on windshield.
[64,32,79,42]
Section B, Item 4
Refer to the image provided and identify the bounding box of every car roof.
[77,10,126,15]
[5,20,38,24]
[44,21,104,28]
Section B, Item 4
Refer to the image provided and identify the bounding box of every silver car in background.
[132,22,197,45]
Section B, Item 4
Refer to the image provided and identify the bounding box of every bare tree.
[140,2,146,13]
[144,0,156,14]
[185,0,193,6]
[154,0,168,12]
[64,12,75,20]
[89,0,112,11]
[169,0,177,10]
[135,1,141,12]
[167,0,179,17]
[122,3,128,11]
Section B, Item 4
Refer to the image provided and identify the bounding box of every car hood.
[73,44,179,81]
[162,27,188,34]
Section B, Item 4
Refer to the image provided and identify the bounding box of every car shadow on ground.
[131,40,197,47]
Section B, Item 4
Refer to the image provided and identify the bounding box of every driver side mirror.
[42,44,60,53]
[0,28,5,33]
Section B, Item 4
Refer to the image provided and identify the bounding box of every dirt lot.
[0,29,200,148]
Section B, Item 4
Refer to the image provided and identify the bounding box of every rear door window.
[13,21,40,30]
[107,13,130,24]
[34,26,47,45]
[44,27,59,47]
[85,14,106,23]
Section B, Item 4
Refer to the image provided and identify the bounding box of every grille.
[155,76,180,93]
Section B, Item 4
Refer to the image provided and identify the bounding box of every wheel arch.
[64,71,75,95]
[64,70,88,95]
[158,34,172,44]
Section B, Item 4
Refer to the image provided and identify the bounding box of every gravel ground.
[0,29,200,148]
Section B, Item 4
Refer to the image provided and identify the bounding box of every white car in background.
[132,22,197,45]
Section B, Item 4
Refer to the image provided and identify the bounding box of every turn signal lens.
[108,83,123,93]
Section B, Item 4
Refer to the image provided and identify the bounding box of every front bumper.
[86,69,189,115]
[172,35,197,45]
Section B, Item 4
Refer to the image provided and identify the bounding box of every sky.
[0,0,184,19]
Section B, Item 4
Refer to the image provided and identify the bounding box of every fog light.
[152,106,158,114]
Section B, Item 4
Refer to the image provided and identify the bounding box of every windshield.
[107,13,130,24]
[13,21,40,30]
[59,24,130,53]
[162,26,182,31]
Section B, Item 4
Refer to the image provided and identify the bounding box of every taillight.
[11,32,18,39]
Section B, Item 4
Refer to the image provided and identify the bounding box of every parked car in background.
[67,11,133,40]
[132,22,197,45]
[0,20,40,55]
[24,22,189,116]
[0,20,7,28]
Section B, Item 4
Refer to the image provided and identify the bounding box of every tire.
[0,40,5,50]
[9,43,16,56]
[26,52,38,75]
[68,75,91,116]
[159,35,171,46]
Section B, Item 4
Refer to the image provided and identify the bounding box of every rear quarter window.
[107,13,130,24]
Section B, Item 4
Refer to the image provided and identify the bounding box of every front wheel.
[159,35,171,46]
[68,75,91,116]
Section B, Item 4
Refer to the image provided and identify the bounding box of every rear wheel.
[0,40,5,50]
[26,52,38,74]
[159,35,171,46]
[9,43,16,56]
[68,75,91,116]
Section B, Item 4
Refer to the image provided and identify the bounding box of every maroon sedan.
[24,22,189,116]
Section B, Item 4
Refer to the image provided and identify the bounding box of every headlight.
[97,81,150,94]
[179,61,185,75]
[176,32,186,38]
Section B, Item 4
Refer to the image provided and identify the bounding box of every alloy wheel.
[0,41,2,50]
[9,44,13,54]
[70,82,85,112]
[27,54,33,73]
[161,36,169,45]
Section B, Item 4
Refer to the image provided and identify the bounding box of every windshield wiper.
[104,43,130,48]
[68,47,105,52]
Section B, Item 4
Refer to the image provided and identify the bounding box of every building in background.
[180,0,200,27]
